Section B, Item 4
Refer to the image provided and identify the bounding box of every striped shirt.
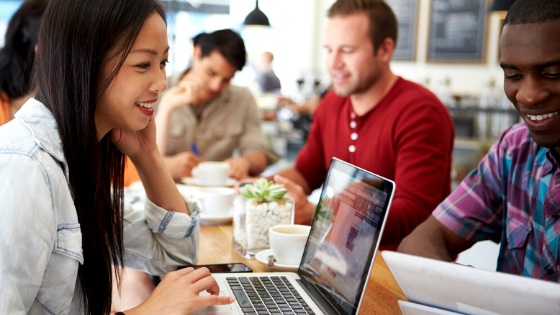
[434,122,560,282]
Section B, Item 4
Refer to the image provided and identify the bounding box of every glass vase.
[232,195,294,258]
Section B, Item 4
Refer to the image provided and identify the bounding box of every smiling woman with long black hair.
[0,0,234,314]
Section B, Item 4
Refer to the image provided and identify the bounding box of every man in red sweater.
[273,0,455,251]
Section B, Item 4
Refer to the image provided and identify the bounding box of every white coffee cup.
[194,187,235,215]
[191,161,231,185]
[269,224,311,266]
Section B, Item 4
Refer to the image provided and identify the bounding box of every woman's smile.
[135,98,157,116]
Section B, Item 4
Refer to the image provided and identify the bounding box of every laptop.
[193,158,395,315]
[382,251,560,315]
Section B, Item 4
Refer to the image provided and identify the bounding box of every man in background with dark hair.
[154,29,279,180]
[399,0,560,283]
[267,0,455,251]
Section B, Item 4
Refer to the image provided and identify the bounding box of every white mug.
[269,224,311,266]
[191,161,230,185]
[194,187,235,215]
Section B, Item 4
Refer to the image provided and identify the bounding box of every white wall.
[313,0,508,97]
[230,0,319,97]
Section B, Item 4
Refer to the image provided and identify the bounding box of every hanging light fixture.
[243,0,270,27]
[491,0,516,11]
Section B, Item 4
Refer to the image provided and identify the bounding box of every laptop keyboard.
[227,276,316,315]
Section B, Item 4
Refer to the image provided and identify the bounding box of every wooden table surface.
[198,224,406,315]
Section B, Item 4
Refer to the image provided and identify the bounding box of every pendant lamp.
[243,0,270,27]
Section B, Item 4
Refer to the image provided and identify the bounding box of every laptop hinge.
[297,279,344,315]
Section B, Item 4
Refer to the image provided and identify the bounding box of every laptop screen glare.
[298,162,392,315]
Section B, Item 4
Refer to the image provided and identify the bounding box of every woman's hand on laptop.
[273,175,314,225]
[124,267,234,314]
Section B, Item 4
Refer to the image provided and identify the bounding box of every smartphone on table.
[178,263,253,273]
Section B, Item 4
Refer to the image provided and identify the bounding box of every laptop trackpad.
[190,291,235,314]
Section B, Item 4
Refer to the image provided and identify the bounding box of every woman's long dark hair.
[34,0,165,314]
[0,0,48,101]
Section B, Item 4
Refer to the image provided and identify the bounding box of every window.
[0,0,24,48]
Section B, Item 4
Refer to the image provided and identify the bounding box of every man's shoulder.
[495,122,534,154]
[226,84,254,97]
[223,85,257,108]
[392,78,445,110]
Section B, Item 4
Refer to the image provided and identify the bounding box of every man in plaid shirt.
[398,0,560,283]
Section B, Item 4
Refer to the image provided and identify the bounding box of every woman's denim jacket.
[0,99,201,314]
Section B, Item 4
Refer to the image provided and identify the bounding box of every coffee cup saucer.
[199,208,233,226]
[255,249,299,272]
[182,177,237,187]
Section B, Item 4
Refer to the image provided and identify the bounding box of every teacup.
[192,161,231,185]
[269,224,311,266]
[194,187,235,215]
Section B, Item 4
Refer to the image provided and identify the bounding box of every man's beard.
[332,69,381,98]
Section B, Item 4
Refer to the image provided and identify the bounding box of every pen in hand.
[191,141,201,156]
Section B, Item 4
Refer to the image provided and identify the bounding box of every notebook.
[192,158,396,315]
[382,251,560,315]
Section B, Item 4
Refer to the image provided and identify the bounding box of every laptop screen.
[298,158,394,315]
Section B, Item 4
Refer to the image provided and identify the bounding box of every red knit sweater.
[295,77,455,251]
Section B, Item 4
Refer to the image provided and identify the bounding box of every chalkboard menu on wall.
[428,0,488,62]
[385,0,419,60]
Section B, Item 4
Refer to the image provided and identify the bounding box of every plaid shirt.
[434,122,560,283]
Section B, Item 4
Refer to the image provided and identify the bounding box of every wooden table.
[198,225,406,315]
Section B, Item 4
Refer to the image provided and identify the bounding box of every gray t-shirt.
[256,69,281,93]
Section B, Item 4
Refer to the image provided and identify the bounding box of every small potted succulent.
[232,179,294,257]
[240,178,289,202]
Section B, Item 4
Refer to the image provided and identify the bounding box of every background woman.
[0,0,48,125]
[0,0,233,314]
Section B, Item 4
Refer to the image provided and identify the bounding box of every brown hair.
[328,0,398,53]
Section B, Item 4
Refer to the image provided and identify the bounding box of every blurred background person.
[0,0,48,126]
[255,51,281,93]
[154,29,279,181]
